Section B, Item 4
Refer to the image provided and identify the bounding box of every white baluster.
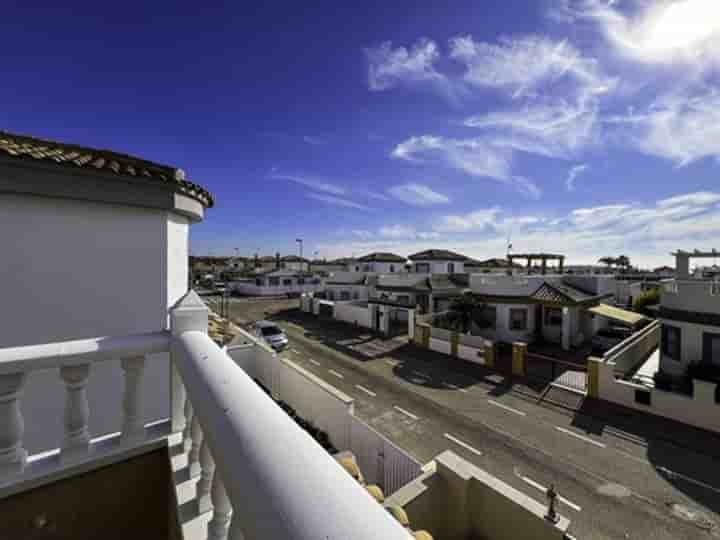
[228,516,245,540]
[207,472,232,540]
[183,398,193,451]
[197,438,215,513]
[60,364,91,460]
[188,414,203,478]
[0,373,27,476]
[120,356,145,444]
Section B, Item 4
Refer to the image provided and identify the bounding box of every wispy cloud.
[605,88,720,166]
[306,193,370,210]
[565,164,588,191]
[379,224,418,239]
[270,173,346,196]
[448,34,613,98]
[366,38,448,91]
[391,135,540,199]
[433,207,502,232]
[302,135,326,145]
[364,190,391,202]
[387,183,450,206]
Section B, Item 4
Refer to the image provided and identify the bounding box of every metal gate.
[526,353,587,394]
[349,417,423,495]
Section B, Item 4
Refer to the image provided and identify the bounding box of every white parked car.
[254,320,289,351]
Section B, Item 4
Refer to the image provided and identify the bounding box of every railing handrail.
[0,331,170,374]
[173,330,409,540]
[604,319,660,366]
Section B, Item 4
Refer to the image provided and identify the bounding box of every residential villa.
[467,272,617,350]
[230,269,323,296]
[279,254,310,272]
[659,250,720,381]
[408,249,469,274]
[464,258,523,273]
[355,252,408,273]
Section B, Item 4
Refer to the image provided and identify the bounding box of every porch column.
[559,257,565,274]
[526,257,532,272]
[541,258,547,275]
[561,307,571,351]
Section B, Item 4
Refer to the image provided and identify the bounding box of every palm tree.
[450,293,484,333]
[598,256,616,270]
[617,255,631,272]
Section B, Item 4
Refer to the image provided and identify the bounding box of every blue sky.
[3,1,720,268]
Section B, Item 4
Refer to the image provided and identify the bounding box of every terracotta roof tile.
[0,130,213,208]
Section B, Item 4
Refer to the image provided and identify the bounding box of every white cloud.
[387,183,450,206]
[364,191,391,201]
[303,135,326,145]
[658,191,720,207]
[569,0,720,69]
[434,207,502,233]
[449,34,614,98]
[306,193,370,210]
[351,229,374,239]
[366,38,448,92]
[379,224,417,239]
[607,89,720,165]
[565,164,588,191]
[391,135,540,198]
[271,173,346,196]
[466,98,599,159]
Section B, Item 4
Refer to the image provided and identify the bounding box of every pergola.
[507,253,565,275]
[672,249,720,279]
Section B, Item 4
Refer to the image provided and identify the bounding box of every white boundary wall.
[228,332,423,491]
[595,360,720,433]
[334,302,372,328]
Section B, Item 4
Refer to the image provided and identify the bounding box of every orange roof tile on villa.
[0,130,213,207]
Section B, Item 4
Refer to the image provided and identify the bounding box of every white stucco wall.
[658,318,720,375]
[0,193,189,453]
[412,261,465,274]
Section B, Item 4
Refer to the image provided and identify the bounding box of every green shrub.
[633,288,660,316]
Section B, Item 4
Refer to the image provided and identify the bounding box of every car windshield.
[261,326,282,337]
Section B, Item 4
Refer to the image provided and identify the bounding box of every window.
[397,295,410,305]
[353,291,359,300]
[544,307,563,326]
[283,279,292,286]
[255,278,263,286]
[448,263,455,274]
[328,291,335,300]
[355,266,360,272]
[268,277,280,286]
[416,263,430,273]
[297,278,305,285]
[635,389,651,405]
[702,332,720,367]
[390,264,395,273]
[662,325,681,361]
[510,308,527,331]
[340,291,351,301]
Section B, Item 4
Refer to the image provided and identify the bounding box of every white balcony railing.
[0,291,410,540]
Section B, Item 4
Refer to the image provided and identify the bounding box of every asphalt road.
[219,296,720,540]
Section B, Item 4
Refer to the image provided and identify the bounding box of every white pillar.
[170,291,209,433]
[208,472,233,540]
[561,307,571,351]
[183,398,194,452]
[0,373,27,476]
[197,438,215,513]
[60,364,91,460]
[120,356,146,444]
[188,414,203,478]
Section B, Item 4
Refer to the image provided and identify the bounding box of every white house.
[468,273,617,350]
[408,249,469,274]
[0,129,212,453]
[354,252,407,273]
[658,250,720,380]
[230,269,323,296]
[279,255,310,272]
